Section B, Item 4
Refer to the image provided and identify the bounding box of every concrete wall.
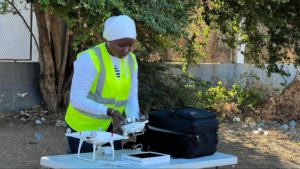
[0,2,41,112]
[0,62,298,112]
[0,62,41,112]
[170,63,299,96]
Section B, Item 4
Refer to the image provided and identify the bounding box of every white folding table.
[40,149,238,168]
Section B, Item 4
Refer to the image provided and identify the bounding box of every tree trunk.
[33,3,73,113]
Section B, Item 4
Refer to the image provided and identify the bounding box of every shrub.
[139,64,269,119]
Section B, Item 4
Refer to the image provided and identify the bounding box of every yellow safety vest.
[65,42,137,131]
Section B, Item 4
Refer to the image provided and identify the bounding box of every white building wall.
[236,34,245,64]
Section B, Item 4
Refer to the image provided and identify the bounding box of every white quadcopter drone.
[65,120,149,161]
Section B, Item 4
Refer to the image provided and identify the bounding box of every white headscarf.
[103,15,137,41]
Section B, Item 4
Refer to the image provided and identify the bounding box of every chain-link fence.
[0,2,38,62]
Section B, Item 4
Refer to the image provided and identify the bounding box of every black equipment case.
[137,107,219,158]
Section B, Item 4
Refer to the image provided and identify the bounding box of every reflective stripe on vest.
[87,46,135,106]
[76,45,135,118]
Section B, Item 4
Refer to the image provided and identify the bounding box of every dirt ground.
[1,81,300,169]
[0,112,299,169]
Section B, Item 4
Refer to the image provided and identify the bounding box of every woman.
[65,15,140,154]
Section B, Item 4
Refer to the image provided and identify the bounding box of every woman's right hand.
[107,108,124,134]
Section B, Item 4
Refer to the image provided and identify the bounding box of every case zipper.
[148,125,199,141]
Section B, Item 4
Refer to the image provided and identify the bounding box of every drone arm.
[109,141,115,160]
[77,139,84,159]
[92,143,96,161]
[77,138,95,161]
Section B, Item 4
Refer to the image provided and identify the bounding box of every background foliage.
[139,63,269,119]
[33,0,202,56]
[1,0,300,117]
[206,0,300,76]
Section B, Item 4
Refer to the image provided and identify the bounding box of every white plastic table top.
[40,149,238,168]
